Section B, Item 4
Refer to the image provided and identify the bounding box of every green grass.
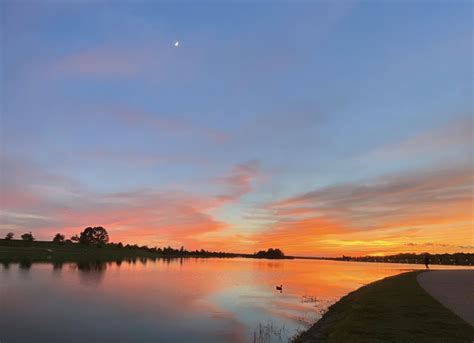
[0,244,161,264]
[294,271,474,343]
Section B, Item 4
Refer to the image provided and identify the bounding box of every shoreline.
[294,271,474,342]
[2,244,473,267]
[0,243,294,263]
[1,240,472,266]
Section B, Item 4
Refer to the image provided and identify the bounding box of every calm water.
[0,258,466,342]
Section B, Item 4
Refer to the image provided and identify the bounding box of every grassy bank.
[0,244,161,265]
[294,271,474,342]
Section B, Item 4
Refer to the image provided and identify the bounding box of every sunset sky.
[1,1,473,256]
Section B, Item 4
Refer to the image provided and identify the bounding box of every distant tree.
[255,248,285,259]
[21,232,34,242]
[4,232,14,240]
[71,234,80,242]
[79,226,109,245]
[53,233,65,243]
[117,242,123,248]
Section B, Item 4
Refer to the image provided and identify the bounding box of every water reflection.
[53,261,63,270]
[76,260,107,271]
[75,260,108,285]
[19,259,32,270]
[0,257,470,343]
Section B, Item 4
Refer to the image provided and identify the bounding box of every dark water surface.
[0,258,464,342]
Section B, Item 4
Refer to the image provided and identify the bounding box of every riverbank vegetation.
[0,227,291,263]
[2,229,471,265]
[294,271,474,342]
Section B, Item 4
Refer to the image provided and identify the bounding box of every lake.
[0,258,465,342]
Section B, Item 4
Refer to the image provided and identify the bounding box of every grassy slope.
[295,271,474,343]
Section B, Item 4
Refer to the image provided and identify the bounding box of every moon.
[174,41,179,47]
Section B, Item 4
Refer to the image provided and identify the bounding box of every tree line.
[2,227,288,259]
[3,227,109,246]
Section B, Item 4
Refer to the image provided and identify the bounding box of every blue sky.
[1,0,473,255]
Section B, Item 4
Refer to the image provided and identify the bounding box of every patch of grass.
[294,271,474,342]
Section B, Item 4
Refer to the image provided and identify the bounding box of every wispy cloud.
[371,116,473,160]
[107,106,229,142]
[51,46,157,78]
[63,149,209,168]
[214,161,260,201]
[405,242,474,250]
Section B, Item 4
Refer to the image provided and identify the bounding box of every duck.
[276,284,283,291]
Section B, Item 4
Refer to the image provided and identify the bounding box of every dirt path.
[417,270,474,326]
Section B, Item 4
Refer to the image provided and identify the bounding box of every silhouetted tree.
[21,232,34,242]
[53,233,65,243]
[4,232,14,240]
[71,234,80,242]
[255,248,285,259]
[79,227,109,245]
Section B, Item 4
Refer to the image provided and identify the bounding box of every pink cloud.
[214,161,260,200]
[0,158,259,249]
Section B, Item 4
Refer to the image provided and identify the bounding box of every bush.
[21,232,34,242]
[53,233,65,243]
[4,232,14,240]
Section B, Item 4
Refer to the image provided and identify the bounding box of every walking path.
[417,270,474,326]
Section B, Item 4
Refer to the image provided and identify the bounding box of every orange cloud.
[251,164,474,256]
[2,152,472,256]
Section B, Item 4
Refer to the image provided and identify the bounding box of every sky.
[1,0,473,257]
